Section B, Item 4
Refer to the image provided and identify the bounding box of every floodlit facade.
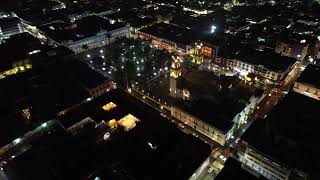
[275,42,308,61]
[293,82,320,100]
[169,58,183,98]
[293,64,320,101]
[102,102,117,111]
[238,147,291,180]
[68,25,131,53]
[171,95,263,146]
[225,59,288,82]
[88,80,114,98]
[171,106,227,146]
[0,18,24,42]
[0,59,32,79]
[118,114,140,131]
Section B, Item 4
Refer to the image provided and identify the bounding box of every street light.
[14,138,21,145]
[41,122,47,128]
[210,25,217,33]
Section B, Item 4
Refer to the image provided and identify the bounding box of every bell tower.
[192,42,204,65]
[170,56,182,98]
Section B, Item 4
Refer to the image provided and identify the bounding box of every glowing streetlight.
[41,122,47,128]
[14,138,21,144]
[210,25,217,33]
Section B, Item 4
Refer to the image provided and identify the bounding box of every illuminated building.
[169,56,182,98]
[240,92,318,180]
[107,119,118,129]
[275,39,309,61]
[293,64,320,100]
[137,23,193,55]
[0,17,24,42]
[102,102,117,111]
[0,59,32,79]
[117,114,140,131]
[220,46,296,83]
[192,42,204,65]
[39,16,131,53]
[170,70,264,146]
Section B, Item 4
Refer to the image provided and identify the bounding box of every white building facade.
[238,147,291,180]
[225,59,289,82]
[293,82,320,100]
[171,94,262,146]
[66,25,131,53]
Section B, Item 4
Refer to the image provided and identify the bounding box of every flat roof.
[218,45,296,72]
[174,70,255,133]
[139,22,194,46]
[0,60,93,147]
[0,17,20,28]
[0,32,44,70]
[64,60,110,89]
[5,90,211,180]
[242,92,320,179]
[296,64,320,88]
[216,158,267,180]
[39,15,127,42]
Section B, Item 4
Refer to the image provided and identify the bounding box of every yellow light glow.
[183,89,190,98]
[244,75,252,82]
[102,102,117,111]
[118,114,140,131]
[107,119,118,129]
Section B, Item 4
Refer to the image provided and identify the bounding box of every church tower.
[192,42,204,65]
[170,56,182,98]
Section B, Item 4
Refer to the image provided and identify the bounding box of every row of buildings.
[238,64,320,180]
[38,15,131,53]
[0,12,24,42]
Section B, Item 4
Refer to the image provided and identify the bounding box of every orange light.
[102,102,117,111]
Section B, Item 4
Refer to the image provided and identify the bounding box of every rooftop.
[65,60,110,89]
[5,90,211,180]
[218,44,296,72]
[0,60,95,147]
[174,70,255,133]
[0,32,44,70]
[0,17,20,28]
[216,158,267,180]
[139,22,194,46]
[39,15,127,43]
[242,92,320,179]
[296,64,320,88]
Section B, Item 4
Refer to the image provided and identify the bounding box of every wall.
[238,147,291,180]
[225,59,285,82]
[293,82,320,100]
[89,80,114,98]
[171,106,226,146]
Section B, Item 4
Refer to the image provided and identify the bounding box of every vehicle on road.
[178,123,185,129]
[192,132,199,138]
[160,113,167,118]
